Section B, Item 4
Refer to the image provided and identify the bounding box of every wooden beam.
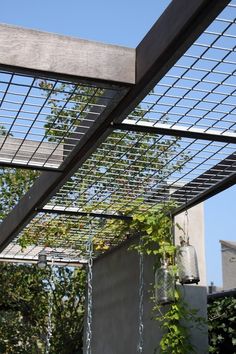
[0,24,135,84]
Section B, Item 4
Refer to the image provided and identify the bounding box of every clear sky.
[205,185,236,286]
[0,0,170,47]
[0,0,235,286]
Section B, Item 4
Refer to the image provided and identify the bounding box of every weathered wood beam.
[0,24,135,84]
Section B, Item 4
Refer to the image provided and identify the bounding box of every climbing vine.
[115,203,205,353]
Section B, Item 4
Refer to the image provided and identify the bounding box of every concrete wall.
[86,243,208,353]
[84,203,208,353]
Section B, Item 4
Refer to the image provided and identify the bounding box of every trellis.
[0,0,235,265]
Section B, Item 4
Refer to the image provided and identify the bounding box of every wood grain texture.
[0,24,135,84]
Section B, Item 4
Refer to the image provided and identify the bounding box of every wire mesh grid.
[5,129,234,261]
[127,1,236,138]
[3,212,128,261]
[0,243,85,265]
[48,130,236,214]
[1,1,236,263]
[0,69,119,169]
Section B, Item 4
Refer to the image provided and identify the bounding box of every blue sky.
[205,185,236,286]
[0,0,170,47]
[0,0,235,286]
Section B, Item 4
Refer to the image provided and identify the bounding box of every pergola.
[0,0,235,265]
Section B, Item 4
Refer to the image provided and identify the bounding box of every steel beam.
[114,120,236,145]
[173,172,236,216]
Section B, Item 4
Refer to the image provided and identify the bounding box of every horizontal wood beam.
[0,24,135,84]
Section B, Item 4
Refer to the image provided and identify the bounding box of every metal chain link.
[86,220,94,354]
[185,209,189,242]
[137,244,144,353]
[45,258,54,354]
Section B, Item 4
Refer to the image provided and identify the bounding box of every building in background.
[220,240,236,290]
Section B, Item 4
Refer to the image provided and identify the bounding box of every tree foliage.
[0,168,39,221]
[0,263,86,353]
[0,81,194,353]
[208,295,236,353]
[38,81,104,143]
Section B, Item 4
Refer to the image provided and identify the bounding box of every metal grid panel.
[3,212,127,261]
[3,130,234,261]
[128,2,236,137]
[48,130,236,215]
[0,243,85,265]
[1,1,236,263]
[0,69,118,169]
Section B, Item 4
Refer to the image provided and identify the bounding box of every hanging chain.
[184,193,189,243]
[86,220,94,354]
[45,258,54,354]
[137,237,144,353]
[185,209,189,242]
[184,189,189,242]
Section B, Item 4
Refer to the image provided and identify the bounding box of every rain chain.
[45,258,55,354]
[137,240,144,353]
[86,220,94,354]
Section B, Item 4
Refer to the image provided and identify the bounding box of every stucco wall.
[85,240,208,353]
